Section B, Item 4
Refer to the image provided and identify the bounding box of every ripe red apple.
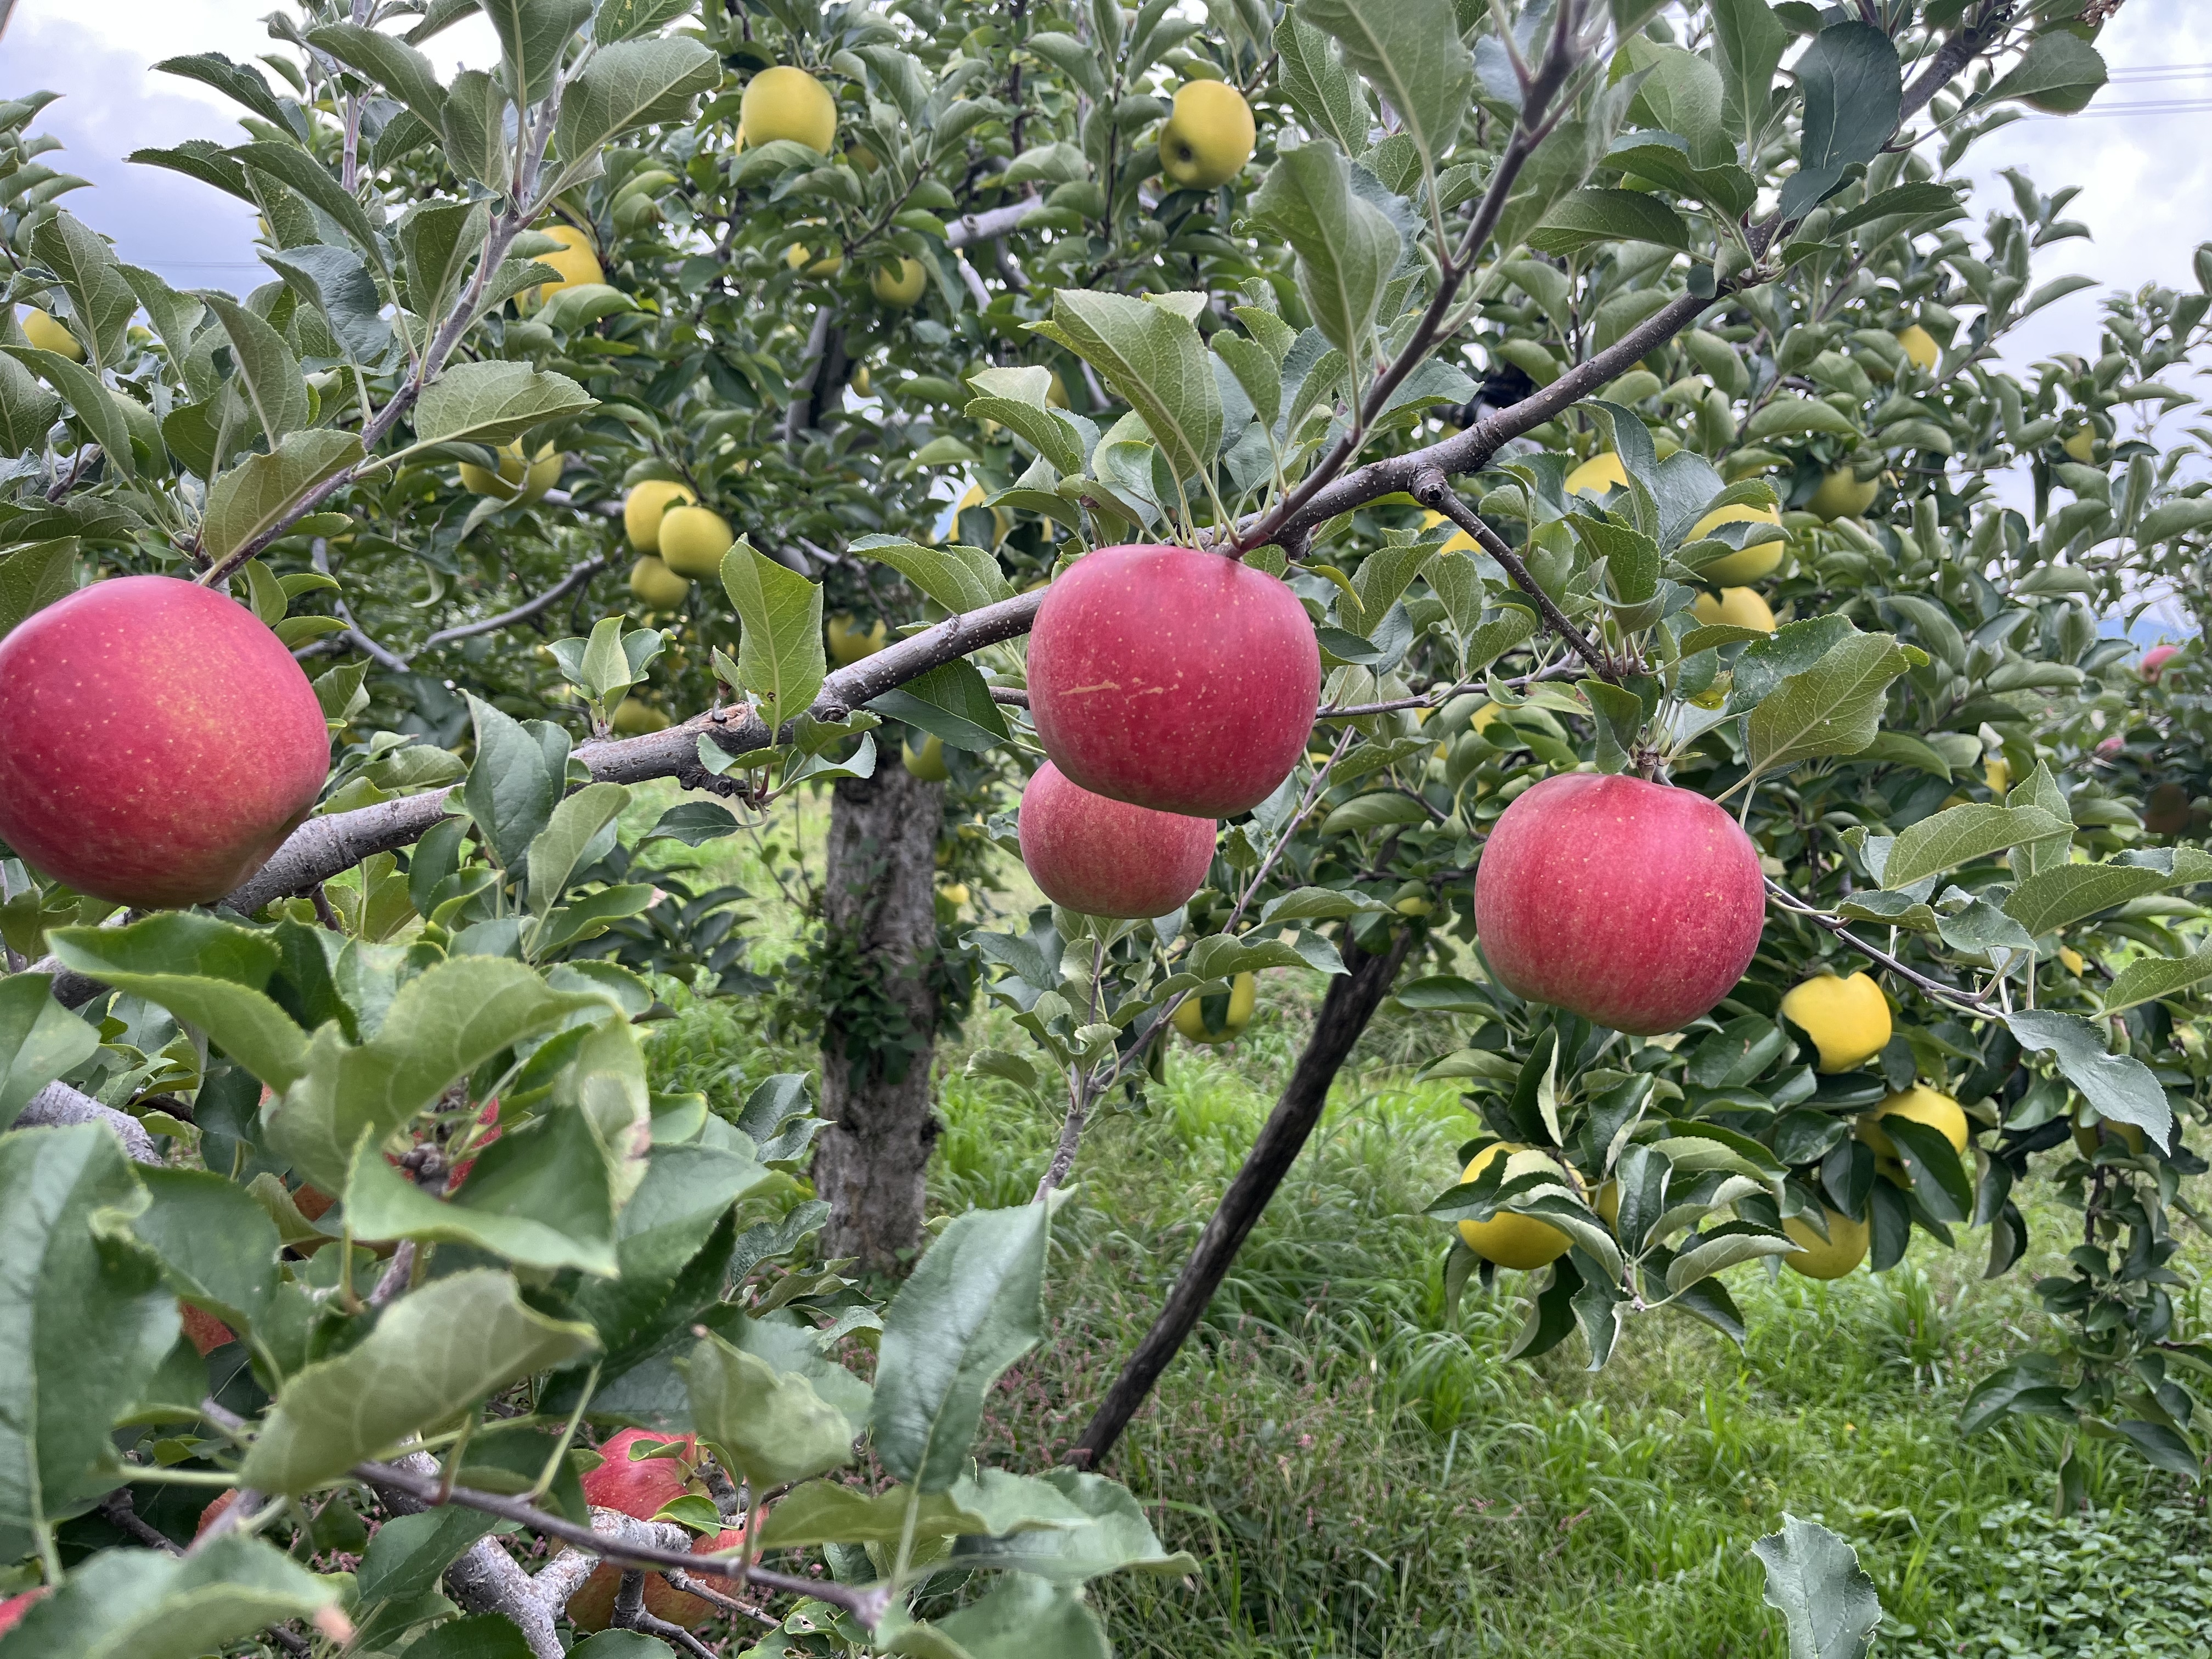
[583,1428,699,1517]
[2141,643,2180,681]
[195,1487,240,1539]
[567,1525,747,1632]
[1473,774,1766,1036]
[1027,544,1320,816]
[0,575,330,908]
[179,1302,234,1356]
[0,1588,47,1638]
[1018,760,1215,918]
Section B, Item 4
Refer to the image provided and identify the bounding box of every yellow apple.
[1158,81,1254,190]
[1172,972,1256,1044]
[1454,1144,1572,1271]
[19,306,82,361]
[1782,1209,1870,1279]
[741,65,838,154]
[521,224,602,309]
[658,504,733,579]
[1809,467,1880,521]
[871,257,928,308]
[1691,587,1776,631]
[459,440,561,503]
[826,614,888,665]
[623,479,696,553]
[1779,972,1891,1073]
[628,555,691,611]
[1895,324,1940,373]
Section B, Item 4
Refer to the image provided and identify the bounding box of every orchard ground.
[597,780,2212,1658]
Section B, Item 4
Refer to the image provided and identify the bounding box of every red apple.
[1027,544,1320,816]
[0,575,330,907]
[179,1302,235,1356]
[0,1588,47,1639]
[1018,761,1215,918]
[2142,643,2180,681]
[583,1428,699,1518]
[1473,774,1765,1036]
[195,1488,240,1539]
[567,1525,746,1632]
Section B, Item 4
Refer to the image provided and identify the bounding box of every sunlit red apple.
[1018,760,1214,918]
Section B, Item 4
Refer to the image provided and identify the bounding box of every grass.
[629,781,2212,1658]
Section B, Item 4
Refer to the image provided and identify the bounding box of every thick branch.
[1899,5,2016,125]
[419,555,610,653]
[13,1081,159,1163]
[1064,928,1415,1468]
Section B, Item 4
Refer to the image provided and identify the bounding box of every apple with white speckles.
[0,575,332,908]
[1026,543,1320,817]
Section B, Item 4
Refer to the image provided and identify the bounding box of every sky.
[3,0,2207,614]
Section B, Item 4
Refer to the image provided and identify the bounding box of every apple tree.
[0,0,2207,1655]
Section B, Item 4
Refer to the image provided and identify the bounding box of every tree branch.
[1413,467,1616,681]
[419,555,611,653]
[12,1081,159,1163]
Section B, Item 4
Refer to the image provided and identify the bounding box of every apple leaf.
[1250,143,1402,360]
[7,1533,339,1659]
[27,209,136,371]
[850,536,1014,614]
[201,428,364,566]
[2006,1010,2172,1153]
[1,345,134,479]
[1742,631,1912,781]
[720,541,826,727]
[681,1330,857,1488]
[1032,290,1220,489]
[1299,0,1471,168]
[1751,1514,1882,1659]
[1880,804,2070,890]
[415,360,594,448]
[550,36,720,195]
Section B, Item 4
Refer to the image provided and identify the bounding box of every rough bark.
[812,760,946,1273]
[1065,928,1415,1468]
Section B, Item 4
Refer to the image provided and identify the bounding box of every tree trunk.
[1065,928,1414,1467]
[813,760,945,1273]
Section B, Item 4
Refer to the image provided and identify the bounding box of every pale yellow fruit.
[1780,972,1891,1073]
[628,555,691,611]
[459,440,561,503]
[1896,324,1939,373]
[939,882,969,907]
[1173,972,1256,1044]
[1565,453,1629,496]
[1809,467,1880,521]
[1984,756,2011,796]
[2072,1109,2146,1159]
[826,614,889,665]
[741,66,838,154]
[853,363,873,397]
[658,505,733,579]
[871,257,928,308]
[902,733,950,781]
[1782,1209,1870,1279]
[611,697,670,735]
[1418,508,1478,555]
[1046,370,1069,409]
[1688,503,1785,585]
[2057,946,2086,975]
[1691,587,1776,631]
[2063,427,2096,464]
[1159,81,1254,190]
[1856,1085,1969,1162]
[19,306,82,360]
[785,238,844,276]
[1595,1180,1620,1228]
[522,224,602,309]
[953,483,1011,546]
[623,479,696,553]
[1455,1144,1572,1271]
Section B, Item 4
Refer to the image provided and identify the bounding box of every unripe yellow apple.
[871,257,928,308]
[2072,1109,2146,1159]
[1779,972,1891,1073]
[741,65,838,154]
[611,697,670,735]
[1856,1085,1968,1163]
[623,479,696,552]
[1454,1143,1572,1271]
[1595,1179,1620,1228]
[658,504,733,578]
[785,238,844,276]
[1173,972,1256,1044]
[1895,324,1940,373]
[1565,453,1629,497]
[522,224,602,309]
[826,613,888,665]
[953,483,1011,547]
[1046,370,1069,409]
[1782,1209,1870,1279]
[1984,756,2011,796]
[1688,504,1785,585]
[939,882,969,908]
[1158,81,1254,190]
[853,363,873,397]
[1809,467,1880,521]
[19,306,82,360]
[1691,587,1775,631]
[902,732,950,781]
[2057,946,2086,975]
[2063,427,2097,464]
[459,440,561,503]
[628,555,692,611]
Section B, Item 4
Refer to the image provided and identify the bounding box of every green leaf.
[200,293,309,447]
[919,1572,1113,1659]
[2005,862,2177,938]
[681,1330,857,1488]
[2006,1010,2171,1152]
[1,345,135,480]
[1778,23,1901,219]
[2101,943,2212,1016]
[1880,804,2071,890]
[527,781,630,918]
[1530,187,1692,255]
[414,360,594,447]
[398,199,489,321]
[131,1166,281,1337]
[1274,10,1371,156]
[872,1203,1048,1492]
[442,69,512,191]
[1744,396,1859,441]
[355,1507,497,1605]
[0,1125,173,1562]
[28,210,136,371]
[307,21,449,129]
[720,542,826,726]
[963,397,1087,476]
[1251,143,1403,359]
[755,1481,1014,1548]
[231,143,383,262]
[154,52,292,127]
[1031,290,1220,488]
[241,1268,597,1493]
[1985,31,2107,111]
[48,913,311,1091]
[551,36,719,191]
[949,1468,1199,1581]
[1825,182,1962,235]
[594,0,703,43]
[867,659,1009,752]
[1711,0,1791,143]
[1742,631,1911,780]
[1318,792,1430,834]
[1664,1223,1800,1293]
[0,973,100,1118]
[201,428,364,567]
[8,1534,340,1659]
[0,350,61,456]
[850,536,1013,613]
[263,244,394,365]
[1299,0,1472,168]
[1623,41,1731,166]
[340,1104,620,1274]
[462,692,571,871]
[481,0,592,103]
[1751,1514,1882,1659]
